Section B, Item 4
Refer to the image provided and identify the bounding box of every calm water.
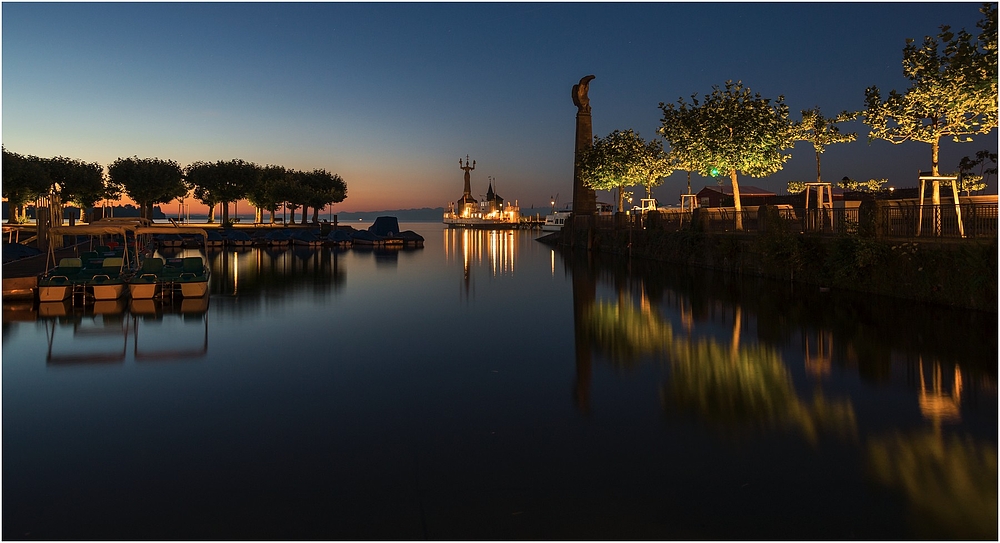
[3,223,997,540]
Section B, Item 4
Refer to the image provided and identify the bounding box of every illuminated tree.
[108,156,187,220]
[864,3,998,204]
[786,181,807,194]
[659,80,796,230]
[578,129,672,212]
[796,107,859,183]
[957,149,997,195]
[837,177,889,193]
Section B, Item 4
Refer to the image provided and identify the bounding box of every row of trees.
[2,150,347,225]
[578,3,997,229]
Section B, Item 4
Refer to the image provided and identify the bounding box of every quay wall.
[556,210,997,312]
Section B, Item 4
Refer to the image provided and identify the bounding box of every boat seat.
[102,257,124,269]
[58,257,83,269]
[80,251,103,269]
[182,257,203,274]
[140,258,164,274]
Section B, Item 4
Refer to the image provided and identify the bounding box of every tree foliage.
[44,156,111,211]
[2,148,50,222]
[108,156,187,219]
[796,108,859,183]
[957,149,997,195]
[863,3,998,176]
[838,177,888,192]
[578,129,672,212]
[186,161,224,223]
[246,165,288,223]
[659,80,796,228]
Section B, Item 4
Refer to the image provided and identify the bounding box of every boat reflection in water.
[565,250,997,540]
[39,295,209,365]
[444,228,518,300]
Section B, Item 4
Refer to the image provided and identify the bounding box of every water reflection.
[564,249,996,537]
[38,295,209,365]
[869,430,997,539]
[444,228,519,299]
[203,246,347,297]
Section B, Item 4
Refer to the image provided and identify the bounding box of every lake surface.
[3,222,996,540]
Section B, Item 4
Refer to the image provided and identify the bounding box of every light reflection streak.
[569,254,995,538]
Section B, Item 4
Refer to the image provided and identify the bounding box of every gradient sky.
[3,2,996,213]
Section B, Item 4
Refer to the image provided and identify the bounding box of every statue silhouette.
[572,75,595,113]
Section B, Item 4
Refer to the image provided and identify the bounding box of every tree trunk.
[730,170,743,231]
[311,208,320,223]
[815,149,822,183]
[931,139,941,235]
[207,204,216,224]
[221,201,230,225]
[617,186,625,213]
[301,206,308,225]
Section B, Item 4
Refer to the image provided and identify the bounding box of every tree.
[187,161,223,223]
[215,159,260,225]
[186,159,259,224]
[786,181,807,194]
[108,157,187,220]
[2,148,50,223]
[864,3,998,204]
[796,108,859,183]
[44,156,111,221]
[578,129,671,212]
[301,169,347,223]
[838,177,888,193]
[957,149,997,195]
[247,165,288,224]
[659,80,797,230]
[281,170,310,224]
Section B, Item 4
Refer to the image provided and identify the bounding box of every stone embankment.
[545,205,997,312]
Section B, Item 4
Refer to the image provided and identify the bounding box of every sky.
[2,2,997,214]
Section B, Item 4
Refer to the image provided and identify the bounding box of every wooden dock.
[2,245,80,300]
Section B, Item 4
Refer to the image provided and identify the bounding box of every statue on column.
[457,155,478,216]
[572,75,597,216]
[572,75,595,114]
[459,155,476,196]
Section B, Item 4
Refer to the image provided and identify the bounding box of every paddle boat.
[131,227,211,298]
[40,225,137,304]
[290,229,324,247]
[224,229,254,247]
[37,257,84,302]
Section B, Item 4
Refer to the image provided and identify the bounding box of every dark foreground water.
[3,223,997,540]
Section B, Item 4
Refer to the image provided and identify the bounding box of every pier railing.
[590,202,998,239]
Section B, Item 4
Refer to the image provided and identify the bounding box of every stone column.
[572,75,597,216]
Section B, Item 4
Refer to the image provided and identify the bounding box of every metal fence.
[592,203,997,239]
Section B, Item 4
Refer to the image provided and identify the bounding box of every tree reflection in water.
[568,249,996,539]
[583,294,857,444]
[868,430,997,540]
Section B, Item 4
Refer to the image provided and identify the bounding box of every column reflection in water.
[566,250,996,539]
